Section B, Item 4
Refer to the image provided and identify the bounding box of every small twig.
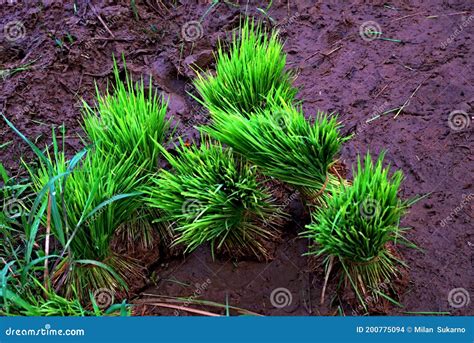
[97,14,115,38]
[91,37,134,42]
[321,256,334,305]
[426,11,469,19]
[374,84,388,99]
[391,12,426,22]
[143,303,222,316]
[1,257,15,275]
[394,76,430,118]
[43,192,51,293]
[320,45,342,57]
[89,4,115,38]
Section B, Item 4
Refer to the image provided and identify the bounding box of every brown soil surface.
[1,1,472,316]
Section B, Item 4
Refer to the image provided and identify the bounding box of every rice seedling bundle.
[304,152,412,308]
[202,101,348,200]
[25,131,145,298]
[82,57,174,248]
[194,19,297,115]
[144,139,283,259]
[82,57,172,173]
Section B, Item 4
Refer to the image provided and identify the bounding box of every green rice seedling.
[0,162,31,252]
[82,57,172,174]
[2,117,144,299]
[202,101,349,201]
[1,275,130,316]
[144,139,283,259]
[193,18,297,115]
[28,147,145,298]
[82,57,174,248]
[304,152,413,310]
[0,162,132,316]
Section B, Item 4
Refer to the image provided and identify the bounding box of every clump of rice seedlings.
[0,140,132,315]
[81,56,172,173]
[202,101,348,201]
[304,152,413,309]
[81,56,174,248]
[193,18,297,115]
[17,126,145,299]
[144,139,283,259]
[38,152,143,298]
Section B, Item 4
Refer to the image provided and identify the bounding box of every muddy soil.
[1,1,472,315]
